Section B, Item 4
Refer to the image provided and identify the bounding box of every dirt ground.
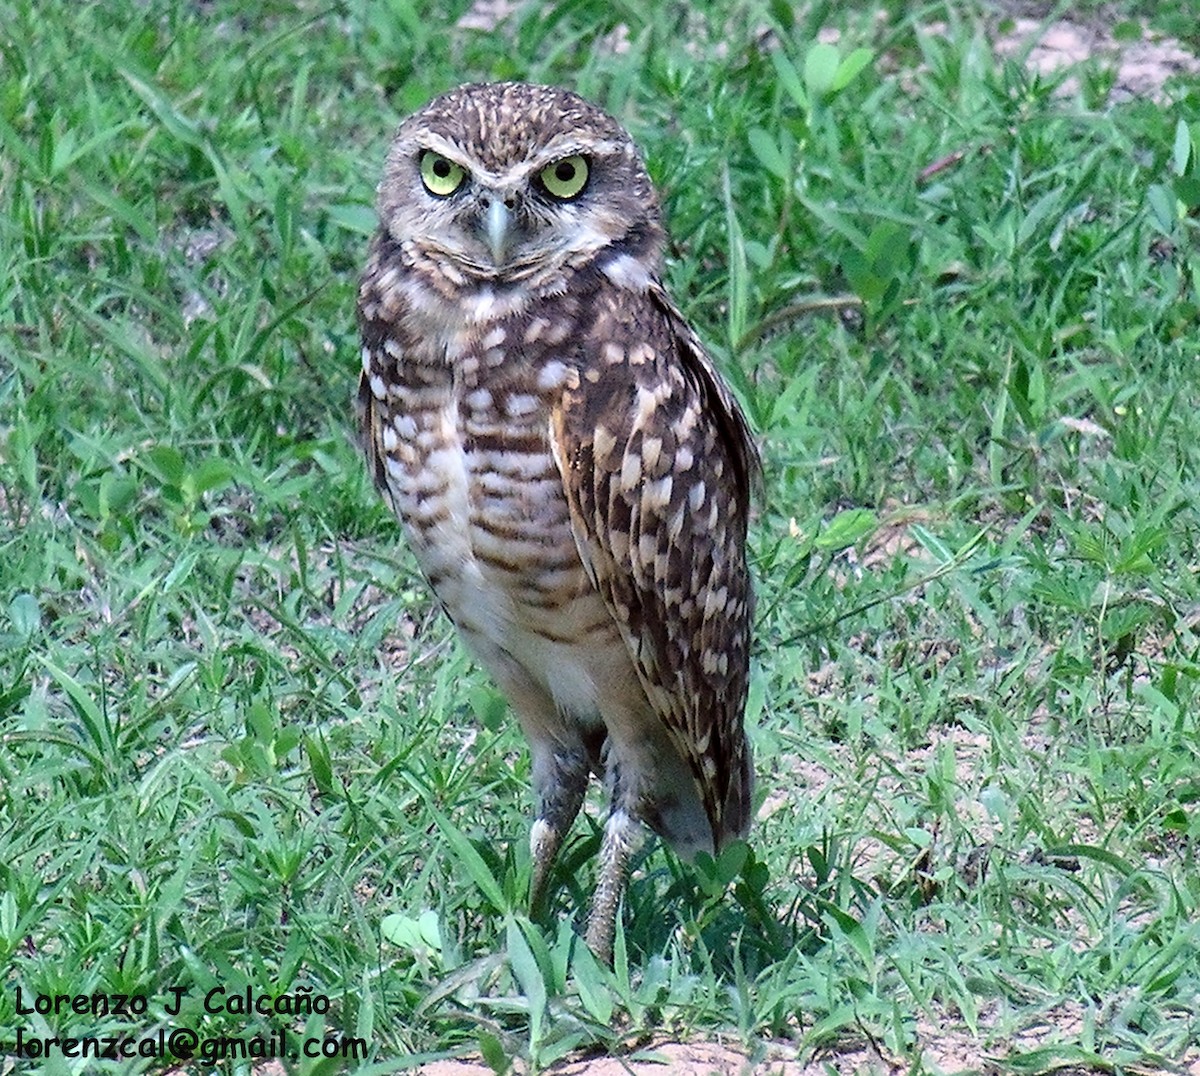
[992,13,1199,99]
[414,1041,1200,1076]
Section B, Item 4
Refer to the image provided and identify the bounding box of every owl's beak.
[482,198,514,265]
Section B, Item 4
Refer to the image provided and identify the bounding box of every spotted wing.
[356,234,404,506]
[550,280,760,849]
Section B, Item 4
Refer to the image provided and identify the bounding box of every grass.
[1,0,1198,1072]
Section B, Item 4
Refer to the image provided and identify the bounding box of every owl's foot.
[586,808,642,965]
[528,818,565,916]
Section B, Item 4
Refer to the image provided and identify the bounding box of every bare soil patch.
[993,15,1199,100]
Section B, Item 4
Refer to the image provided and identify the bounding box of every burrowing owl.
[357,82,759,962]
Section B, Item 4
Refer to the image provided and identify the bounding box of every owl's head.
[375,82,665,287]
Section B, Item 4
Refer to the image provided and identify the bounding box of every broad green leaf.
[804,42,841,98]
[8,593,41,638]
[433,809,507,914]
[327,203,377,235]
[1147,184,1177,232]
[479,1031,510,1074]
[381,910,442,953]
[572,943,614,1025]
[832,47,874,92]
[819,899,874,965]
[1017,186,1065,246]
[748,127,791,181]
[1172,117,1193,176]
[304,735,334,795]
[815,508,877,550]
[770,48,807,110]
[505,917,548,1046]
[37,657,108,753]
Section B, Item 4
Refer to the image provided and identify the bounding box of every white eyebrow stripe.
[414,136,626,189]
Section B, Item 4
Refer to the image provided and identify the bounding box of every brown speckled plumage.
[357,82,759,961]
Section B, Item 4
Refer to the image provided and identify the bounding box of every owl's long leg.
[585,807,642,965]
[471,658,591,916]
[528,742,590,916]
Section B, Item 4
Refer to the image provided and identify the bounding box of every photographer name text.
[15,984,329,1018]
[8,985,366,1063]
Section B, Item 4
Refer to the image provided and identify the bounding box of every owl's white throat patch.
[600,252,652,292]
[400,273,533,358]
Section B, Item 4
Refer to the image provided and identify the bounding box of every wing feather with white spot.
[551,279,760,850]
[357,236,405,505]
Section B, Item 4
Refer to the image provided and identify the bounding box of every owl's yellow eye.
[420,151,467,197]
[538,155,589,200]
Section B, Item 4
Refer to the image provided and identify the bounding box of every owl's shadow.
[534,825,815,977]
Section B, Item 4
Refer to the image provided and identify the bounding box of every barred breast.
[360,278,633,736]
